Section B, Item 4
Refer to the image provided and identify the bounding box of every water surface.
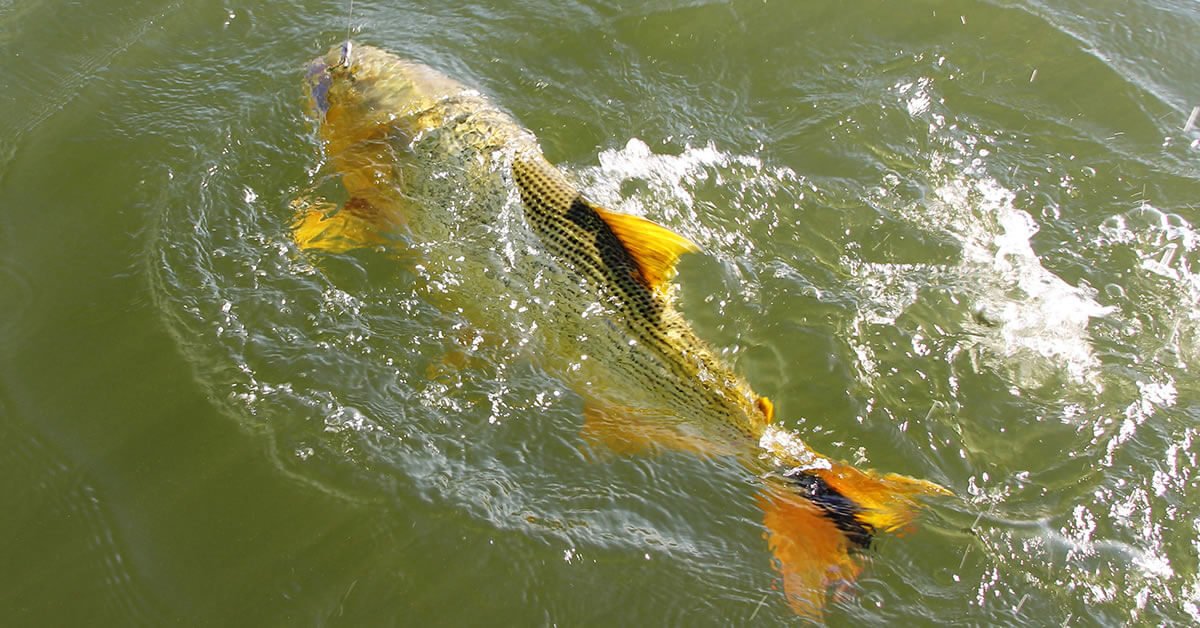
[2,0,1198,624]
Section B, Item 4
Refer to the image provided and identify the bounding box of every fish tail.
[758,462,949,617]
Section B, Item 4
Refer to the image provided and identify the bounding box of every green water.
[3,0,1199,624]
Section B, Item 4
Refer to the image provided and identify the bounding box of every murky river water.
[2,0,1199,624]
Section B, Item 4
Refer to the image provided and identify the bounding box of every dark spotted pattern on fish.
[512,154,766,442]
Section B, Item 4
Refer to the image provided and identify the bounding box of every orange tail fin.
[759,462,949,618]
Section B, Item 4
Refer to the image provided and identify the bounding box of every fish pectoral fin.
[291,196,393,254]
[758,484,862,620]
[591,205,700,291]
[580,402,711,458]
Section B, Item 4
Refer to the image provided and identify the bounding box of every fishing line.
[339,0,355,66]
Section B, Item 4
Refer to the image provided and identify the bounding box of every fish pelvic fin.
[591,205,699,291]
[761,463,950,617]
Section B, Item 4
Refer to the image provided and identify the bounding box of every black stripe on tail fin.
[760,462,949,617]
[782,468,874,549]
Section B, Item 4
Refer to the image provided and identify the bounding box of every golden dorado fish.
[296,41,949,618]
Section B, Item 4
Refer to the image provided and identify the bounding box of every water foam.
[871,62,1200,622]
[929,175,1112,389]
[579,137,800,258]
[1098,202,1200,369]
[844,76,1115,392]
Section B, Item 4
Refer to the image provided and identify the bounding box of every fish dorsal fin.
[591,205,699,291]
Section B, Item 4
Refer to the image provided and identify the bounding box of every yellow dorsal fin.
[591,205,700,290]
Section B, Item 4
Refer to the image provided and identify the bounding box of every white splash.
[1104,377,1177,466]
[896,77,935,117]
[934,176,1113,389]
[757,425,830,470]
[579,137,801,262]
[591,138,746,206]
[853,173,1112,390]
[1098,203,1200,369]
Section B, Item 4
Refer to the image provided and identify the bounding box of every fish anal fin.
[581,403,657,457]
[814,463,952,534]
[291,196,392,254]
[758,486,862,619]
[580,402,712,458]
[591,205,699,291]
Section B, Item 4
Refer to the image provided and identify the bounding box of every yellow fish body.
[297,42,948,617]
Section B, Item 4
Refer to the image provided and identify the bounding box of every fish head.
[305,41,469,147]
